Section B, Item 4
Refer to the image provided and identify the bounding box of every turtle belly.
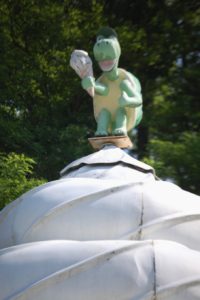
[93,93,137,133]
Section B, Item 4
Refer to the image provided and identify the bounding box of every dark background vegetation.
[0,0,199,208]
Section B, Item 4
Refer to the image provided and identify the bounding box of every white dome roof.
[0,145,200,300]
[0,147,199,250]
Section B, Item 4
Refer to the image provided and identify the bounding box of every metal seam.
[60,162,155,177]
[152,240,157,300]
[137,183,144,240]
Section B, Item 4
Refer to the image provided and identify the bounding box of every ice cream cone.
[70,50,94,97]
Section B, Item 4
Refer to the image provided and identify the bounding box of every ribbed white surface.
[0,177,199,250]
[0,146,200,300]
[0,240,200,300]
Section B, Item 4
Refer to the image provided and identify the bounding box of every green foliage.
[0,0,104,180]
[0,153,46,210]
[143,132,200,194]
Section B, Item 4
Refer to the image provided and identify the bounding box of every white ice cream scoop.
[70,50,94,97]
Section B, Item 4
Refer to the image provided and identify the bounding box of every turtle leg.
[95,108,111,136]
[112,107,127,136]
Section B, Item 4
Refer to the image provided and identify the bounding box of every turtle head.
[93,27,121,72]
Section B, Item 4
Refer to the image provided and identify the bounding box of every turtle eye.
[96,35,104,42]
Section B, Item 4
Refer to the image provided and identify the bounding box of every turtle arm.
[119,79,142,107]
[81,76,108,96]
[94,80,109,96]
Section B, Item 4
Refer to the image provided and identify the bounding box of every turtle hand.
[81,76,95,90]
[119,91,131,107]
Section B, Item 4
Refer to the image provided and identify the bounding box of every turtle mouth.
[98,59,116,71]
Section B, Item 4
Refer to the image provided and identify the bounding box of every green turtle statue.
[70,27,143,148]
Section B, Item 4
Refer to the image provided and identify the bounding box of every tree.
[0,0,106,180]
[0,153,45,209]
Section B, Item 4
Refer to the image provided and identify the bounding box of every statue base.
[88,135,133,150]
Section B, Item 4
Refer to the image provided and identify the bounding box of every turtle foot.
[95,130,109,137]
[112,128,127,136]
